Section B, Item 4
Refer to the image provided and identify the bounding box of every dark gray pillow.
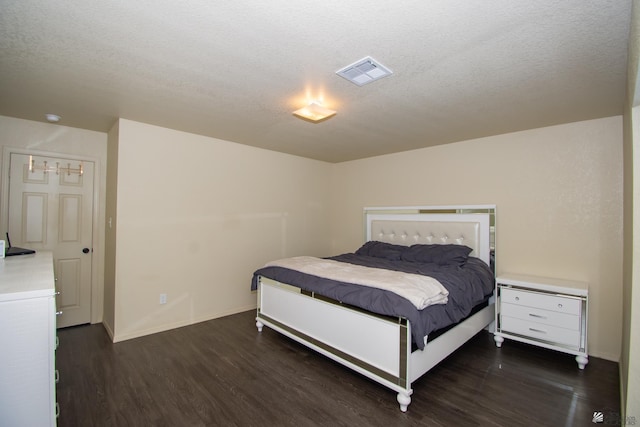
[355,241,408,261]
[401,244,472,265]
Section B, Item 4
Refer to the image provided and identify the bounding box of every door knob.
[82,247,90,254]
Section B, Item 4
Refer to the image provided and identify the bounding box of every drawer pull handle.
[515,297,520,301]
[56,311,63,316]
[55,369,60,383]
[529,313,547,319]
[529,328,547,334]
[558,303,563,309]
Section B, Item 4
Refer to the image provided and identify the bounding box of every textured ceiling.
[0,1,632,163]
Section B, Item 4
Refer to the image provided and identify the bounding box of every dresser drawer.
[500,287,581,315]
[500,316,581,349]
[500,302,580,330]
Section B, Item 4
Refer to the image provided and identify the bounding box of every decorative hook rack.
[29,155,83,176]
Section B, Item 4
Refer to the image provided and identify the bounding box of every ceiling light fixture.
[293,101,336,123]
[45,114,61,123]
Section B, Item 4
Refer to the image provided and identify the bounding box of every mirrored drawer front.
[500,302,580,330]
[501,316,580,348]
[500,287,581,315]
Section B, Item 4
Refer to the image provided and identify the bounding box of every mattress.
[252,244,495,350]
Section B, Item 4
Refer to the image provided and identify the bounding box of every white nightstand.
[493,273,588,369]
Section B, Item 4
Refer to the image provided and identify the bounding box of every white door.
[8,153,94,328]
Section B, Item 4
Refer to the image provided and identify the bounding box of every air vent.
[336,56,393,86]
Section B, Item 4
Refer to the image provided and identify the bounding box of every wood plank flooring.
[56,310,620,426]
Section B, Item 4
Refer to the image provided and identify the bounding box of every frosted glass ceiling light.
[293,102,336,122]
[45,114,61,123]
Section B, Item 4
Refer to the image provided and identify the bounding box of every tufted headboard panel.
[366,212,491,265]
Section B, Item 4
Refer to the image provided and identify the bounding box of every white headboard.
[365,208,494,266]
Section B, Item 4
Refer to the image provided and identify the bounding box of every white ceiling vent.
[336,56,393,86]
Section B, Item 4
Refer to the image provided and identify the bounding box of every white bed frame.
[255,205,496,412]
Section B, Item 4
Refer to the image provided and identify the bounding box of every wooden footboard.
[256,277,495,412]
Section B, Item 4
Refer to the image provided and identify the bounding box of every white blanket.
[265,256,449,310]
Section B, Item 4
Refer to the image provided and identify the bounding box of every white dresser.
[493,273,589,369]
[0,252,58,426]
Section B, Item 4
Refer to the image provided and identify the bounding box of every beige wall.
[623,105,640,424]
[107,119,332,341]
[0,112,626,364]
[330,116,623,361]
[622,0,640,419]
[0,115,108,323]
[102,120,120,338]
[0,114,625,363]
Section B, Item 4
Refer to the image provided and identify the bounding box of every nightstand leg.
[575,355,588,370]
[494,334,504,348]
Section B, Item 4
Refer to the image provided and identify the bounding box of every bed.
[252,205,496,412]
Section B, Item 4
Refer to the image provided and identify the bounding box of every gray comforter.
[251,253,494,350]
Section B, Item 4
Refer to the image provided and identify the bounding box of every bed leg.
[256,318,264,332]
[575,355,588,370]
[397,392,411,412]
[494,334,504,348]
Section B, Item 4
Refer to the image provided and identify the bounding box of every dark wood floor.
[56,310,620,427]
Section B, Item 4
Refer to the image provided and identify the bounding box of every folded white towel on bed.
[264,256,449,310]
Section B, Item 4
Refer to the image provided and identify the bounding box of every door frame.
[1,146,103,324]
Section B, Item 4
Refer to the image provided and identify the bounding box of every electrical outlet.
[159,293,167,304]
